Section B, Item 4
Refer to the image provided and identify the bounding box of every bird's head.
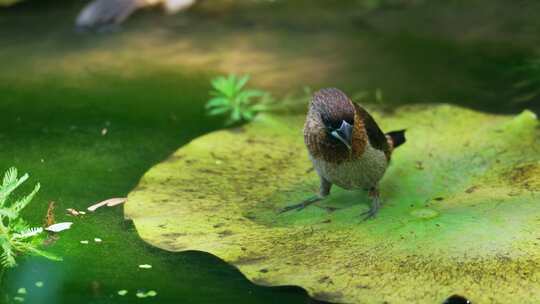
[304,88,368,162]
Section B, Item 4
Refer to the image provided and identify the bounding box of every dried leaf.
[44,201,55,227]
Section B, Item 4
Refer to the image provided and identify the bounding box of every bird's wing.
[352,103,390,152]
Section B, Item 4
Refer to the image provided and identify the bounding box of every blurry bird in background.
[75,0,197,30]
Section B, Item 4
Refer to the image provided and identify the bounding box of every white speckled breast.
[309,143,388,190]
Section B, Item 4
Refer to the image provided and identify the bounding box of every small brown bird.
[280,88,406,220]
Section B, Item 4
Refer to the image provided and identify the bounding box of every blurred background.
[0,0,539,303]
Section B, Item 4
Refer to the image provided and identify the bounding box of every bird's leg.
[278,177,332,214]
[360,187,381,220]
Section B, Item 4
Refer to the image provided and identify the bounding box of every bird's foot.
[278,195,323,214]
[361,188,381,221]
[360,205,379,220]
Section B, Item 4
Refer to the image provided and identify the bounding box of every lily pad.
[125,105,540,303]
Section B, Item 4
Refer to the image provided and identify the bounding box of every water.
[0,0,538,303]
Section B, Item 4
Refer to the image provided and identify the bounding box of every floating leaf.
[125,105,540,304]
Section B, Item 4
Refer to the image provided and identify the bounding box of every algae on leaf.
[125,105,540,304]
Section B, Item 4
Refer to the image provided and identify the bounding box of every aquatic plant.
[205,74,272,125]
[0,167,61,268]
[275,86,313,113]
[352,88,384,104]
[513,57,540,104]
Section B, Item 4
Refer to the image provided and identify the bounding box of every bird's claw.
[362,188,381,221]
[278,203,307,214]
[278,195,323,214]
[360,207,378,221]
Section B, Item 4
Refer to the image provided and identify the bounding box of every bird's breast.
[309,143,388,190]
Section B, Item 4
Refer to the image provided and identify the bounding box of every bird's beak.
[330,120,353,150]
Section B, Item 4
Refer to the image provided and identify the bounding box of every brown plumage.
[280,88,406,220]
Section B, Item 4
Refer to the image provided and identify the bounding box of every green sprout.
[352,88,384,105]
[205,74,273,125]
[0,167,61,268]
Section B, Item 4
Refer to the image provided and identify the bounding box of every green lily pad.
[125,105,540,304]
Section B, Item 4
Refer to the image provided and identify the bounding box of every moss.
[126,105,540,304]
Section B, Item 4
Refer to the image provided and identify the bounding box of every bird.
[75,0,197,30]
[279,88,406,220]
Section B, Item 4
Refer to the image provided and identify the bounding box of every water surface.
[1,0,538,303]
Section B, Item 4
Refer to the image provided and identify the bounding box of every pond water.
[1,0,539,303]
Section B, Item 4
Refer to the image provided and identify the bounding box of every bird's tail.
[386,129,406,149]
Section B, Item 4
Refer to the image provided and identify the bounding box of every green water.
[1,0,539,303]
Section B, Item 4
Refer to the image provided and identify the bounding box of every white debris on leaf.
[117,290,128,296]
[17,288,26,294]
[45,222,73,233]
[94,238,102,243]
[80,240,89,244]
[66,208,86,216]
[35,281,44,288]
[66,208,80,216]
[87,197,126,212]
[136,290,157,298]
[138,264,152,269]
